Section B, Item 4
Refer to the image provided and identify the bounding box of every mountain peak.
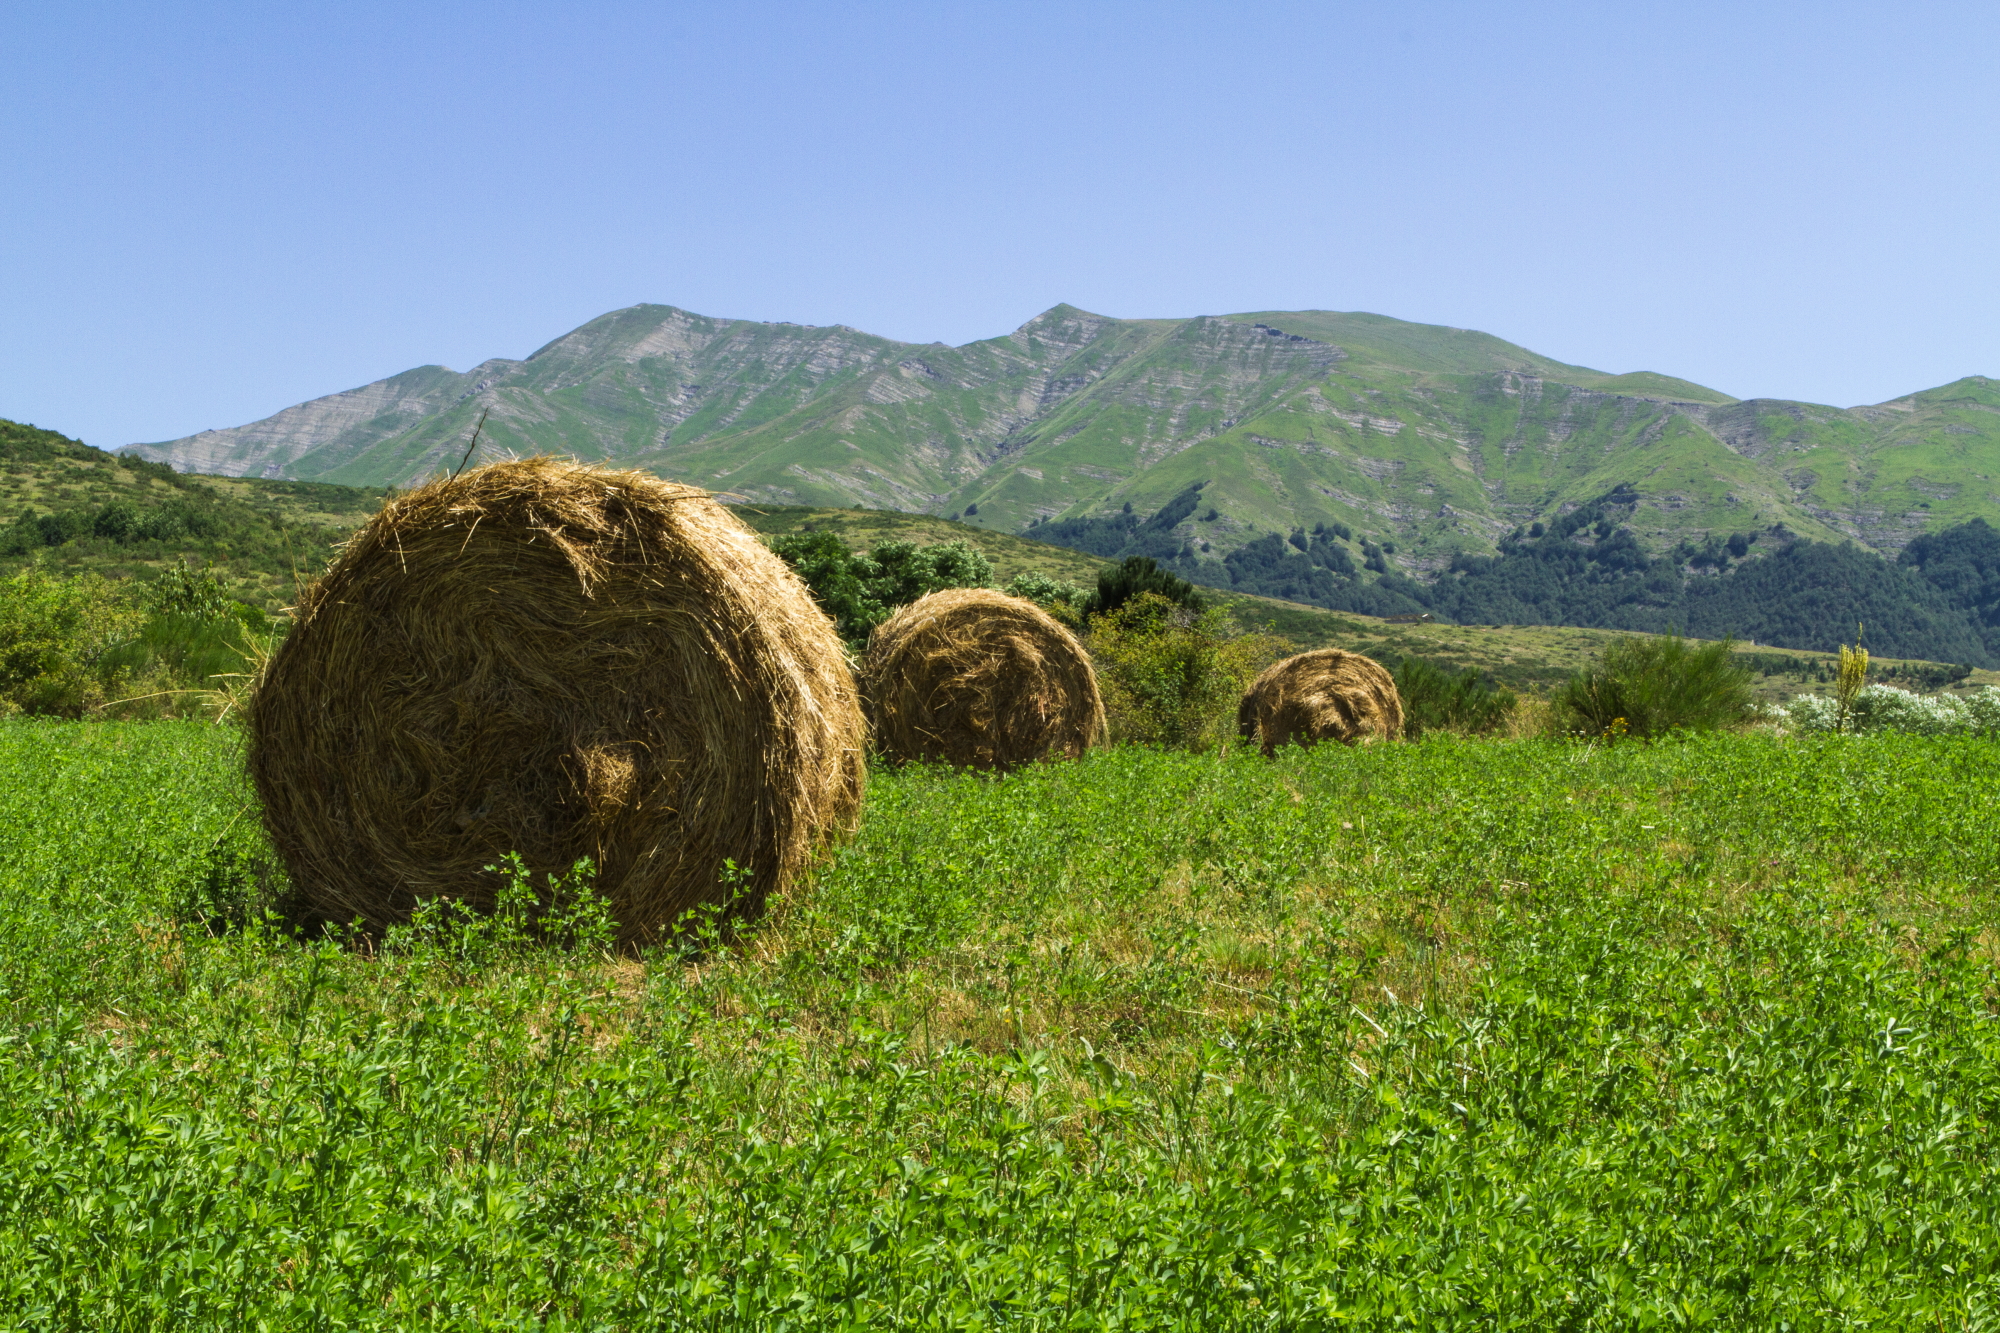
[114,301,2000,573]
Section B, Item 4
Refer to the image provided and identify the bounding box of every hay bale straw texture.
[248,457,865,945]
[1237,648,1403,755]
[861,588,1106,771]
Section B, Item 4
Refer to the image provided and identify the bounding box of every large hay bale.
[1236,648,1402,755]
[861,588,1106,771]
[247,457,865,945]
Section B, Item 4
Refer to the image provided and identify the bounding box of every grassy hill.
[0,418,386,608]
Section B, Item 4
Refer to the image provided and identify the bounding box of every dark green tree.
[1084,556,1205,617]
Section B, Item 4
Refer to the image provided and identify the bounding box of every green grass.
[5,722,2000,1323]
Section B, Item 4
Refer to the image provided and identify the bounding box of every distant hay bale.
[247,457,865,946]
[861,588,1106,771]
[1236,648,1402,756]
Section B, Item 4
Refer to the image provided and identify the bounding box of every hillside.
[731,504,2000,696]
[5,430,1988,698]
[0,418,386,607]
[123,304,2000,587]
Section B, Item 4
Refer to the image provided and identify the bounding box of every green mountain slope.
[121,305,2000,581]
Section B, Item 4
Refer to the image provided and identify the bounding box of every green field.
[6,721,2000,1323]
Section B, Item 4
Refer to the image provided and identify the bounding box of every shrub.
[1088,593,1281,750]
[861,539,992,608]
[766,531,879,641]
[1002,571,1088,612]
[767,532,994,644]
[0,562,274,720]
[144,558,238,619]
[1785,684,2000,737]
[1555,634,1755,739]
[0,567,140,716]
[1395,656,1517,738]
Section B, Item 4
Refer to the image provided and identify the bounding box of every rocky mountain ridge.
[123,304,2000,573]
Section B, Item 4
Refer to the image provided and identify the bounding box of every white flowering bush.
[1782,693,1841,733]
[1784,684,2000,736]
[1002,572,1088,609]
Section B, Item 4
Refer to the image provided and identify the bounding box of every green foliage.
[1394,655,1517,738]
[9,726,2000,1319]
[1899,514,2000,659]
[0,566,140,716]
[1084,555,1206,617]
[1432,502,1995,666]
[383,854,616,970]
[865,537,991,605]
[1001,570,1087,610]
[0,565,271,718]
[1556,632,1756,738]
[766,530,993,643]
[1087,592,1280,749]
[142,558,238,619]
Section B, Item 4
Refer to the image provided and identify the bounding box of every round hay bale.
[247,457,865,945]
[860,588,1106,771]
[1236,648,1402,756]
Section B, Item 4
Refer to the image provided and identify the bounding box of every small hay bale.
[247,457,865,945]
[1236,648,1402,756]
[860,588,1106,771]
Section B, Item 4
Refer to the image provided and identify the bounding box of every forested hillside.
[19,403,2000,668]
[1042,479,2000,664]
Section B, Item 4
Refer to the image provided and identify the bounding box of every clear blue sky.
[3,0,1995,449]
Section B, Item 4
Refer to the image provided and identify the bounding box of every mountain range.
[124,303,1999,580]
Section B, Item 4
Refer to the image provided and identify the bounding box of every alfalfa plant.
[1554,633,1755,739]
[383,854,615,970]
